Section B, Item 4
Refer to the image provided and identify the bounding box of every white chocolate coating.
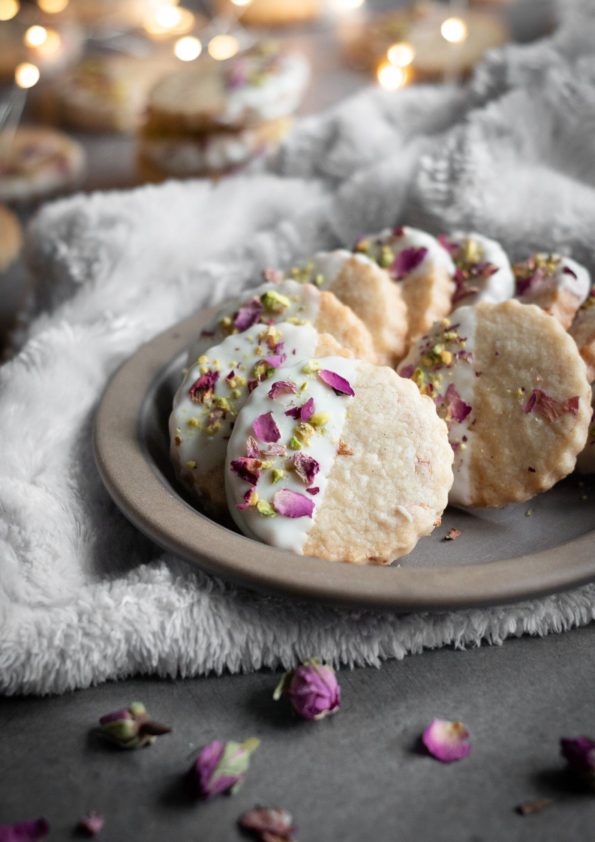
[171,322,322,497]
[399,306,478,506]
[226,356,358,553]
[446,231,514,306]
[354,226,455,279]
[515,253,591,303]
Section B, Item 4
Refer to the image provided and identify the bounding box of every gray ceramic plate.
[94,307,595,611]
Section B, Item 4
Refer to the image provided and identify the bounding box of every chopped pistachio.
[186,460,197,470]
[256,499,276,517]
[271,468,285,483]
[302,360,321,374]
[295,422,315,446]
[187,417,200,428]
[289,436,302,450]
[261,290,291,313]
[309,412,330,428]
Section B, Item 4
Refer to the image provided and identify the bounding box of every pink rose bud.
[0,819,49,841]
[192,738,260,799]
[77,813,105,837]
[273,659,341,721]
[560,736,595,786]
[96,702,171,750]
[422,719,471,763]
[238,806,296,840]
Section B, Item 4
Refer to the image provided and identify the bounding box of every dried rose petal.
[422,719,471,763]
[268,381,297,399]
[523,389,580,421]
[262,267,284,284]
[392,225,404,237]
[438,233,457,255]
[246,436,261,458]
[77,813,104,837]
[284,397,316,421]
[392,246,428,280]
[273,489,314,518]
[237,488,259,510]
[261,442,287,457]
[264,353,287,370]
[252,412,281,443]
[290,453,320,485]
[230,458,262,486]
[96,702,170,750]
[0,820,50,841]
[189,370,219,403]
[317,370,355,397]
[238,806,296,840]
[193,738,260,799]
[274,660,341,721]
[306,486,319,495]
[445,384,472,423]
[563,265,578,279]
[398,364,415,379]
[234,297,262,331]
[560,736,595,778]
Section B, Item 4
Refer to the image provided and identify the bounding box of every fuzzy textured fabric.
[2,0,595,695]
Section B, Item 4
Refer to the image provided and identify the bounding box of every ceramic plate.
[94,307,595,611]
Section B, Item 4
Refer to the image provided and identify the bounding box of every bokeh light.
[387,42,415,68]
[0,0,20,22]
[24,25,49,48]
[376,61,407,91]
[230,0,252,6]
[440,17,468,44]
[37,0,69,11]
[174,35,202,61]
[15,62,41,88]
[144,4,194,37]
[208,33,240,61]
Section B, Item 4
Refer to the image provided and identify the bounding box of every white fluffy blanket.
[2,0,595,694]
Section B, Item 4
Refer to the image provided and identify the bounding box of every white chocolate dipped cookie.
[145,42,309,134]
[353,226,455,343]
[0,127,85,203]
[514,253,591,330]
[170,322,350,512]
[438,231,514,309]
[226,357,453,564]
[284,251,408,365]
[398,300,592,508]
[187,279,376,366]
[570,288,595,383]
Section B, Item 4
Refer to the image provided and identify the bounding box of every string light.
[387,42,415,68]
[37,0,69,11]
[376,61,407,91]
[208,33,239,61]
[24,26,49,48]
[0,0,20,21]
[144,4,194,37]
[174,35,202,61]
[440,16,468,44]
[15,62,41,89]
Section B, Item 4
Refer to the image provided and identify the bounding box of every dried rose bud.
[96,702,171,750]
[560,736,595,786]
[274,659,341,721]
[422,719,471,763]
[0,818,49,841]
[238,806,296,840]
[77,813,104,837]
[193,738,260,799]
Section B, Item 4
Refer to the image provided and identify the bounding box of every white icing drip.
[221,53,309,125]
[361,226,455,278]
[450,230,514,304]
[287,250,375,287]
[399,306,477,506]
[171,322,321,487]
[187,279,322,364]
[226,356,358,553]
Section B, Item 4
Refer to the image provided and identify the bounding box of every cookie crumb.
[442,527,461,542]
[337,440,353,456]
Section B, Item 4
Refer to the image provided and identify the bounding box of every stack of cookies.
[138,41,309,180]
[169,226,595,566]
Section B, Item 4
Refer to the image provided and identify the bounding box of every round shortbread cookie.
[170,322,350,512]
[569,289,595,383]
[226,357,453,564]
[187,279,376,365]
[145,43,309,134]
[137,116,292,179]
[576,386,595,475]
[399,300,592,508]
[438,231,514,309]
[513,253,590,329]
[0,127,85,203]
[284,250,408,365]
[0,205,22,273]
[353,226,455,342]
[216,0,320,26]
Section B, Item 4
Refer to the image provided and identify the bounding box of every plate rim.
[93,308,595,612]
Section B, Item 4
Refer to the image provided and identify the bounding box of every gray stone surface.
[2,624,595,840]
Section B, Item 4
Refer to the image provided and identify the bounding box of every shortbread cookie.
[569,289,595,382]
[513,253,590,329]
[216,0,320,26]
[354,226,455,342]
[138,116,292,179]
[145,43,309,134]
[171,323,349,511]
[399,300,592,508]
[0,127,85,203]
[188,279,376,365]
[439,231,514,308]
[226,357,453,564]
[285,251,408,365]
[576,387,595,474]
[0,205,22,273]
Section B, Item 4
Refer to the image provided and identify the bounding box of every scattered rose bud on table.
[274,659,341,721]
[193,738,260,799]
[96,702,171,749]
[560,736,595,787]
[77,812,105,836]
[0,818,49,841]
[422,719,472,762]
[238,806,297,841]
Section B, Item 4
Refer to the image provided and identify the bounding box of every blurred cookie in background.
[215,0,321,27]
[0,13,84,82]
[0,205,22,274]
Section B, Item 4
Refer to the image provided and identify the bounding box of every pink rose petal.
[399,364,415,379]
[188,370,219,403]
[445,384,472,423]
[291,453,320,485]
[252,412,281,443]
[523,389,579,421]
[237,488,258,510]
[284,397,316,420]
[238,806,296,839]
[77,813,104,837]
[306,486,319,495]
[230,458,262,485]
[422,718,471,763]
[234,297,262,331]
[268,381,298,399]
[245,436,260,458]
[273,489,315,518]
[317,370,355,397]
[392,246,428,280]
[264,353,287,369]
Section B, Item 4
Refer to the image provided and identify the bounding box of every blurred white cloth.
[2,0,595,694]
